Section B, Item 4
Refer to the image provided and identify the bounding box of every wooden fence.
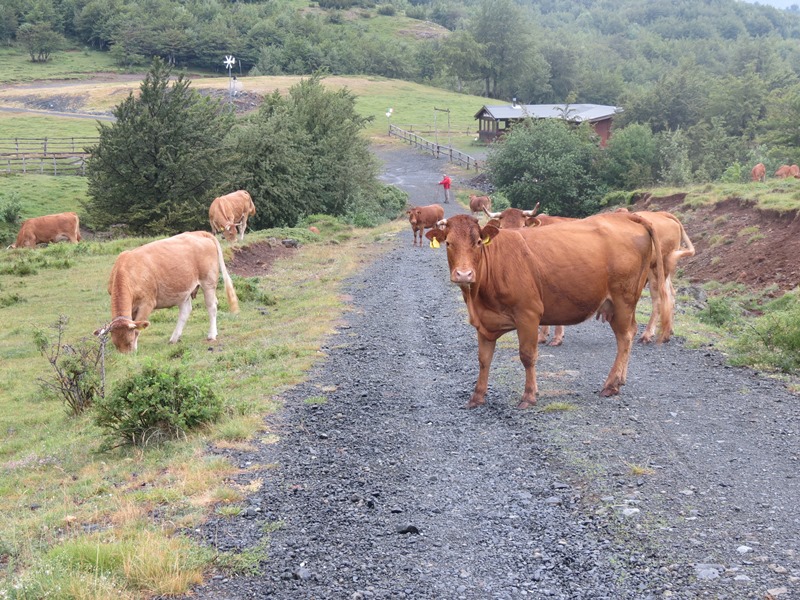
[0,137,98,176]
[389,125,481,171]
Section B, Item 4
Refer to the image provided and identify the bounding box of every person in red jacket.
[438,174,452,203]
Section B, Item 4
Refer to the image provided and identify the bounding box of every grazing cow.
[483,203,540,229]
[9,212,81,249]
[97,231,239,353]
[406,204,445,247]
[468,195,492,215]
[751,163,766,183]
[617,210,695,343]
[426,213,669,408]
[209,190,256,243]
[774,165,800,179]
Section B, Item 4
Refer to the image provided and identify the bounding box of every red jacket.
[438,175,452,189]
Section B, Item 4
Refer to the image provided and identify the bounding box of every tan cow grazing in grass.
[406,204,444,246]
[97,231,239,353]
[9,212,81,249]
[468,195,492,215]
[615,208,696,343]
[209,190,256,243]
[426,213,670,408]
[751,163,766,183]
[774,165,800,179]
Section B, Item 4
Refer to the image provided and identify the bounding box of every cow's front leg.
[468,332,497,408]
[517,323,540,408]
[170,297,193,343]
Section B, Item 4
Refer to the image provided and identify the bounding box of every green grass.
[0,47,120,84]
[0,112,102,139]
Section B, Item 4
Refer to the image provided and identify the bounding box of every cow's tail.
[628,214,672,343]
[214,236,240,313]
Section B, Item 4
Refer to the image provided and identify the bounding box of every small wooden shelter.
[474,103,621,146]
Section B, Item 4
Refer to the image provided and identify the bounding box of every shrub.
[94,362,222,449]
[377,4,396,15]
[33,315,106,416]
[489,192,510,212]
[0,193,22,225]
[697,297,739,327]
[600,190,634,208]
[344,184,407,227]
[731,291,800,373]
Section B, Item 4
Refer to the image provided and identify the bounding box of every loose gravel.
[185,144,800,600]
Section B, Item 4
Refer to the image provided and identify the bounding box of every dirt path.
[179,146,800,600]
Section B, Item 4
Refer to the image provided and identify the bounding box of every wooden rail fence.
[389,125,481,171]
[0,137,98,176]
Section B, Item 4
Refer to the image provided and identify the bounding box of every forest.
[5,0,800,190]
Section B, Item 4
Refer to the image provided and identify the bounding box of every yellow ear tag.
[482,236,492,246]
[430,238,440,249]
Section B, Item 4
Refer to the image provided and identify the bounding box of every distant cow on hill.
[9,212,81,249]
[774,165,800,179]
[468,195,492,215]
[751,163,766,183]
[406,204,444,247]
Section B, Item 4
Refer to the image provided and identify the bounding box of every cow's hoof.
[637,335,653,344]
[465,396,485,409]
[548,340,563,347]
[600,386,620,397]
[516,399,537,409]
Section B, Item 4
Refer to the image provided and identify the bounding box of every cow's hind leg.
[601,301,637,397]
[468,333,497,408]
[548,325,565,346]
[170,297,194,343]
[201,284,220,341]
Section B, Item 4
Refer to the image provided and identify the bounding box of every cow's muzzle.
[451,268,475,284]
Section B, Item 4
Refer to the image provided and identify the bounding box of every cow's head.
[222,224,237,243]
[406,208,421,226]
[95,317,150,353]
[426,215,500,285]
[482,202,540,229]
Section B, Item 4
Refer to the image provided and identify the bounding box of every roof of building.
[474,103,622,123]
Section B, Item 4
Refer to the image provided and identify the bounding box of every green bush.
[94,362,222,449]
[731,291,800,373]
[489,192,510,212]
[697,296,739,327]
[0,193,22,225]
[344,184,407,227]
[600,190,634,208]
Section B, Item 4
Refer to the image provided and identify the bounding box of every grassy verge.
[0,217,405,597]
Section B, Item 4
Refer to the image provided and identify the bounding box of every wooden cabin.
[474,103,621,146]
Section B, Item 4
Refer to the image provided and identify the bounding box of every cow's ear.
[425,228,445,247]
[133,320,149,330]
[525,217,541,228]
[480,224,500,245]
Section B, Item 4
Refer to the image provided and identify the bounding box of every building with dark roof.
[474,103,622,146]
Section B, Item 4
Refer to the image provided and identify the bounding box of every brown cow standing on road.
[426,213,670,408]
[209,190,256,243]
[9,212,81,249]
[406,204,444,246]
[751,163,766,183]
[97,231,239,353]
[468,195,492,215]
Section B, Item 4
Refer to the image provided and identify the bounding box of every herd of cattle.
[406,199,696,408]
[750,162,800,182]
[7,190,256,353]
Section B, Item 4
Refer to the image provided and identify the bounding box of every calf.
[97,231,239,353]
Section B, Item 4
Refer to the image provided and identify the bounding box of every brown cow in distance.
[9,212,81,249]
[96,231,239,353]
[483,204,540,229]
[406,204,444,246]
[209,190,256,243]
[774,165,800,179]
[751,163,766,183]
[468,195,492,215]
[426,213,670,408]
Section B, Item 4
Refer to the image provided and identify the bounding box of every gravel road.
[186,144,800,600]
